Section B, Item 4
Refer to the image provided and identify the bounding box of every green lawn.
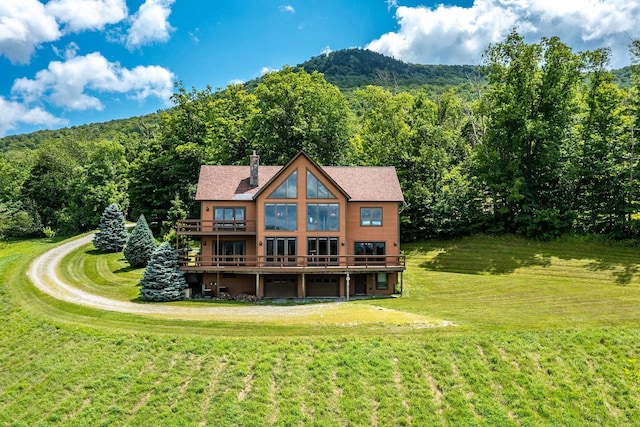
[2,235,640,425]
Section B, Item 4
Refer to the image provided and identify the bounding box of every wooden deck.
[178,254,405,274]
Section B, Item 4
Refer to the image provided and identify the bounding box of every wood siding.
[179,152,404,298]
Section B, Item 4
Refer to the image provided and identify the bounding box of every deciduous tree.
[476,31,584,237]
[251,67,352,165]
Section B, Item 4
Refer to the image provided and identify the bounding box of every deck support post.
[216,271,220,298]
[345,272,350,302]
[255,273,260,298]
[302,274,306,299]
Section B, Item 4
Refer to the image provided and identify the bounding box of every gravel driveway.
[26,233,443,325]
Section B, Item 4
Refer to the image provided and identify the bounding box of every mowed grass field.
[2,235,640,425]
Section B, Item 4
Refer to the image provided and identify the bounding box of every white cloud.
[45,0,128,33]
[367,0,640,68]
[0,0,61,64]
[11,52,175,111]
[321,46,332,56]
[1,0,175,64]
[0,97,66,137]
[260,66,275,75]
[280,5,295,13]
[125,0,175,49]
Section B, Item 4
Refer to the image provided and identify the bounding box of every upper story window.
[361,207,382,226]
[307,170,336,199]
[268,170,297,199]
[355,241,386,265]
[265,203,297,231]
[307,203,339,231]
[214,207,245,227]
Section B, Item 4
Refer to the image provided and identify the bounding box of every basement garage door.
[307,276,340,297]
[264,276,297,298]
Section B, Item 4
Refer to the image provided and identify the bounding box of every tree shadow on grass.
[84,248,141,274]
[415,235,640,284]
[587,261,639,285]
[416,237,552,275]
[113,265,141,274]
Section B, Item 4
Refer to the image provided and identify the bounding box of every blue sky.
[1,0,639,137]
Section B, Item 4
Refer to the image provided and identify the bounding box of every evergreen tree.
[92,203,128,252]
[139,242,187,302]
[124,214,156,267]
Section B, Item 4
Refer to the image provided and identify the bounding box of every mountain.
[297,48,483,92]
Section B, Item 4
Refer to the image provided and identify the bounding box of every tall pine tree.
[139,242,187,302]
[124,214,156,267]
[93,203,128,252]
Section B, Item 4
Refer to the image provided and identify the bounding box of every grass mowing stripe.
[204,344,259,426]
[393,346,443,425]
[163,352,210,420]
[304,341,340,423]
[276,341,315,425]
[106,353,180,425]
[237,353,275,426]
[265,350,283,425]
[197,354,230,426]
[127,355,200,426]
[6,336,132,425]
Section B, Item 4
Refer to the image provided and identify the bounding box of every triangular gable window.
[268,170,297,198]
[307,170,336,199]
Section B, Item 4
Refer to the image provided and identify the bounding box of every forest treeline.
[2,31,640,242]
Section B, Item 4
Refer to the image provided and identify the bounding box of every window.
[268,170,297,198]
[307,170,336,199]
[307,237,339,265]
[217,241,245,265]
[376,272,388,290]
[265,237,296,264]
[214,207,246,228]
[307,203,339,231]
[361,207,382,226]
[354,242,386,264]
[265,204,297,230]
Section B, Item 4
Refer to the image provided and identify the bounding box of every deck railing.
[177,254,405,269]
[177,219,256,234]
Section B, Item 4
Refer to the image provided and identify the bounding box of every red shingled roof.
[195,164,404,202]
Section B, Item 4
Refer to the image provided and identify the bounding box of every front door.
[354,274,367,295]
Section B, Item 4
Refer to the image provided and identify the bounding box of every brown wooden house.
[176,151,405,299]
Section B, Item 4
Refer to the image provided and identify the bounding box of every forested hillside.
[0,114,161,153]
[297,48,483,93]
[2,33,640,242]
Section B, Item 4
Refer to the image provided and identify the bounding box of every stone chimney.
[249,150,259,188]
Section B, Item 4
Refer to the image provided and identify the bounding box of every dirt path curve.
[26,234,439,325]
